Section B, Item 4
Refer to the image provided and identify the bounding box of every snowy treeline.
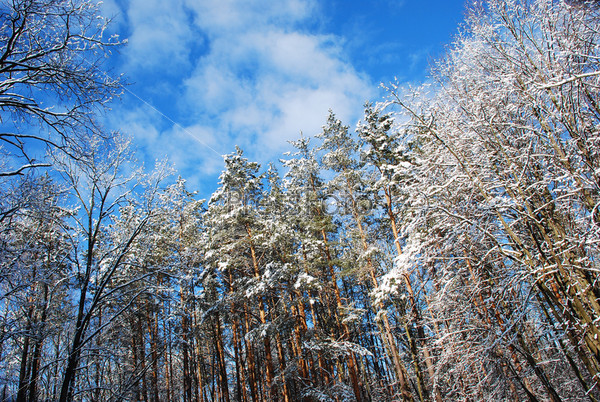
[1,0,599,401]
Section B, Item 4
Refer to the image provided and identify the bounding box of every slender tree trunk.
[138,316,149,402]
[166,305,174,402]
[28,280,49,402]
[307,173,363,401]
[59,219,97,402]
[299,245,330,387]
[214,316,230,402]
[182,296,192,402]
[243,305,259,402]
[191,301,206,402]
[146,302,160,402]
[344,177,418,401]
[231,316,248,402]
[246,224,276,398]
[275,333,290,402]
[16,306,32,402]
[58,306,87,402]
[384,187,432,402]
[131,315,141,401]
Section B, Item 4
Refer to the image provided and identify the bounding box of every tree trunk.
[246,224,276,397]
[146,302,161,402]
[243,305,259,402]
[16,306,32,402]
[214,316,230,402]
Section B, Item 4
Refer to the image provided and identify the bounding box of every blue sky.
[100,0,467,193]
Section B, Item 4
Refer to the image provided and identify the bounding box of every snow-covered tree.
[50,134,169,402]
[282,136,367,402]
[380,0,600,399]
[0,0,122,181]
[0,175,71,401]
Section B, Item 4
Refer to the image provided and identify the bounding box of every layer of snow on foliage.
[370,237,421,305]
[294,272,320,289]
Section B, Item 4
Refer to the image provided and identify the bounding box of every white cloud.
[186,0,317,35]
[121,0,200,73]
[111,0,375,176]
[181,26,373,157]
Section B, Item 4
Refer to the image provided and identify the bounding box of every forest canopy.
[0,0,599,401]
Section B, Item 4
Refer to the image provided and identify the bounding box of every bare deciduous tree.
[0,0,122,179]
